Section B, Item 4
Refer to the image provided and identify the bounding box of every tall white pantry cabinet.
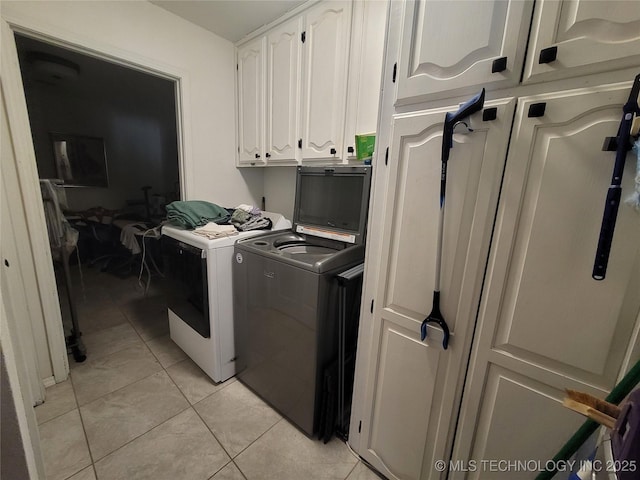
[350,1,640,480]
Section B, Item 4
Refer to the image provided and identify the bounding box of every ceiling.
[150,0,307,43]
[14,1,310,93]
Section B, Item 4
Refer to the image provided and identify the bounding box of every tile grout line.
[86,324,230,471]
[343,458,359,480]
[189,388,282,480]
[57,280,127,480]
[189,377,286,453]
[90,405,193,468]
[62,275,172,476]
[141,332,249,477]
[71,289,147,367]
[65,275,364,480]
[72,355,163,408]
[143,335,188,369]
[77,334,145,366]
[167,363,238,461]
[63,275,261,478]
[68,305,168,462]
[205,459,249,480]
[34,383,78,428]
[76,358,190,463]
[231,415,286,461]
[231,459,250,480]
[67,374,97,479]
[164,355,285,477]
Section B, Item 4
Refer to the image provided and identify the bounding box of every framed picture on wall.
[50,133,109,187]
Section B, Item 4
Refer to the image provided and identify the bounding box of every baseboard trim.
[42,376,56,388]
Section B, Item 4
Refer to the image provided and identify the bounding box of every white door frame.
[1,18,68,386]
[0,12,194,386]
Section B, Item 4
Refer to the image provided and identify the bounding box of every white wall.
[1,0,264,209]
[264,167,297,221]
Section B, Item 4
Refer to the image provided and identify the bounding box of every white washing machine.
[161,212,291,383]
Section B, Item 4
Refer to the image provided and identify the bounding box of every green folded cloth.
[166,201,230,229]
[231,208,253,226]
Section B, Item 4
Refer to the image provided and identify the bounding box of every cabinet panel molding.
[301,1,351,161]
[485,86,640,384]
[266,17,302,163]
[524,0,640,83]
[396,0,532,105]
[463,365,585,480]
[237,37,266,165]
[452,84,640,475]
[357,99,515,480]
[368,321,442,480]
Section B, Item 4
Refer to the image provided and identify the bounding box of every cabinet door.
[301,1,352,161]
[357,99,514,480]
[395,0,532,106]
[237,37,265,166]
[451,85,640,479]
[343,0,387,160]
[266,17,302,164]
[524,0,640,84]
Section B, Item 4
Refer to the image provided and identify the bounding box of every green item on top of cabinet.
[355,134,376,163]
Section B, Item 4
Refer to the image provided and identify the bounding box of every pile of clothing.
[231,204,272,231]
[166,201,230,229]
[192,223,238,240]
[165,201,272,239]
[40,179,78,262]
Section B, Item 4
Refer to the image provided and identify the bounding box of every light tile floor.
[36,267,383,480]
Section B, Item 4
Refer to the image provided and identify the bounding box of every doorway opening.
[14,33,181,365]
[15,33,181,218]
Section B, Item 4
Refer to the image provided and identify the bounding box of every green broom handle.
[535,359,640,480]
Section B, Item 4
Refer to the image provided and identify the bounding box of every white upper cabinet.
[395,0,533,105]
[524,0,640,84]
[343,0,388,160]
[236,0,384,166]
[237,37,265,166]
[266,17,302,164]
[301,1,352,161]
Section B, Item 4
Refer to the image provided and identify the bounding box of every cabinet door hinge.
[392,62,397,83]
[385,147,389,166]
[358,421,362,433]
[236,63,238,71]
[298,139,302,149]
[301,31,306,43]
[370,299,374,313]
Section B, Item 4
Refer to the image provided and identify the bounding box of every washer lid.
[293,166,371,245]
